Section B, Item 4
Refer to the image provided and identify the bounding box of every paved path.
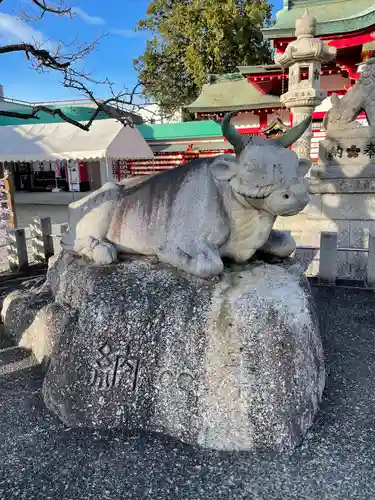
[1,285,375,499]
[16,204,69,228]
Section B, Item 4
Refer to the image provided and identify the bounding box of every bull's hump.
[107,159,217,244]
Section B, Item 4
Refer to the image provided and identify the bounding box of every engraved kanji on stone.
[364,142,375,158]
[89,343,140,391]
[327,146,343,159]
[313,69,320,81]
[346,145,360,158]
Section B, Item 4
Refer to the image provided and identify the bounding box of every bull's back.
[106,159,218,254]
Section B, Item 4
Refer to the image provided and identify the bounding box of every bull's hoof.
[92,241,117,265]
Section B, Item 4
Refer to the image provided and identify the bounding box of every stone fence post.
[7,228,28,272]
[367,233,375,287]
[31,217,54,264]
[319,232,338,283]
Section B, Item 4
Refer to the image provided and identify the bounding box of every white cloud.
[72,7,106,26]
[0,13,49,46]
[111,28,144,38]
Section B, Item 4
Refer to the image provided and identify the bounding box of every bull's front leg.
[258,229,296,260]
[156,240,224,279]
[68,200,119,265]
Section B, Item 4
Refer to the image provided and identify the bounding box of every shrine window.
[299,66,309,82]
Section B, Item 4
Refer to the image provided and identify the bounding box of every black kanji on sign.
[328,146,343,159]
[89,343,140,391]
[346,145,360,158]
[364,142,375,158]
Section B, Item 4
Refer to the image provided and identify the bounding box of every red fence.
[111,150,233,181]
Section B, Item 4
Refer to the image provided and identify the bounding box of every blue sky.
[0,0,283,102]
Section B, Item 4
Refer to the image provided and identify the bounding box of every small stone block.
[31,217,54,263]
[367,233,375,287]
[319,232,338,283]
[6,228,28,272]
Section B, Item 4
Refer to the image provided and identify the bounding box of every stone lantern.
[275,10,337,158]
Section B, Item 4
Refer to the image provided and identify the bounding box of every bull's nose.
[294,185,310,204]
[301,191,309,204]
[298,193,309,208]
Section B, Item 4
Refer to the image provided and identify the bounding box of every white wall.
[134,104,182,124]
[320,74,350,92]
[0,83,39,112]
[223,109,291,130]
[232,112,259,128]
[0,99,32,112]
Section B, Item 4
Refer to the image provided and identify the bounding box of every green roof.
[0,100,228,142]
[237,65,283,75]
[0,102,226,142]
[263,0,375,39]
[0,103,114,126]
[136,120,224,141]
[187,74,280,112]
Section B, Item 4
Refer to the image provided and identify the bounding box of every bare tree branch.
[31,0,71,15]
[0,43,70,69]
[0,1,172,130]
[21,0,72,21]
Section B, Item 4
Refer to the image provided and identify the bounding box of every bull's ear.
[298,157,311,177]
[210,155,237,181]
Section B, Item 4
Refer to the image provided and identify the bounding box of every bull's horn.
[277,115,312,148]
[221,112,246,155]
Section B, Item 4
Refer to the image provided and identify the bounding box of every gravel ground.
[1,285,375,499]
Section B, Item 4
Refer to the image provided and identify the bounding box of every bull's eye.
[283,194,290,200]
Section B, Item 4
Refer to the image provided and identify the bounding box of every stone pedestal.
[2,253,325,453]
[286,101,324,158]
[314,127,375,193]
[318,128,375,169]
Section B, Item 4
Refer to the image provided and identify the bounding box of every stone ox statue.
[61,113,312,279]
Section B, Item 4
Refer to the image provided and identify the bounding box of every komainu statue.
[323,57,375,132]
[61,113,312,279]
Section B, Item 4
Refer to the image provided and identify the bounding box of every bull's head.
[212,112,312,216]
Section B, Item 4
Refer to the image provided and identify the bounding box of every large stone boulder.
[1,253,325,453]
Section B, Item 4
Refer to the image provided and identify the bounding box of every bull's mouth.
[279,205,307,216]
[242,195,264,209]
[280,209,300,216]
[231,189,266,208]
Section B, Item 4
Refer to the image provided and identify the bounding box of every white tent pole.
[105,157,109,183]
[3,164,17,228]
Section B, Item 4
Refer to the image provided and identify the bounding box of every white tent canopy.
[0,119,154,162]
